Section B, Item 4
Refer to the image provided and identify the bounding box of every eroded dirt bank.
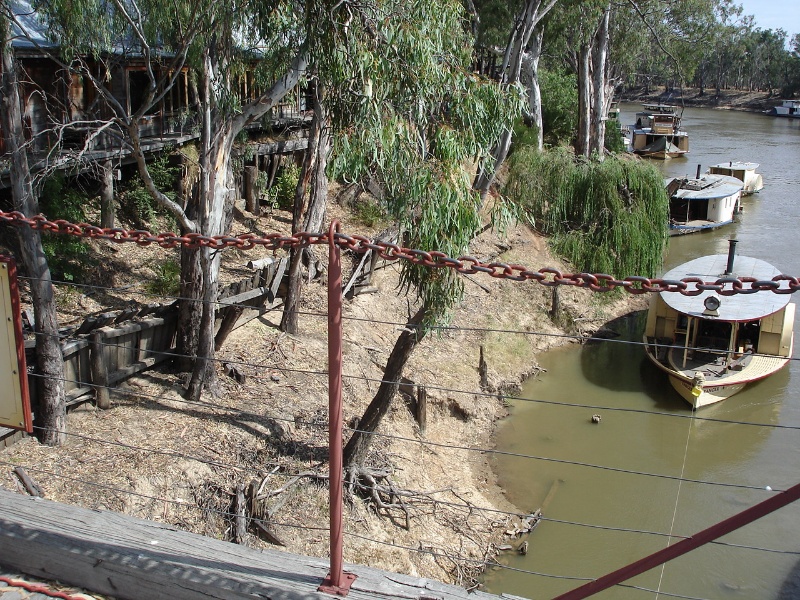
[0,202,647,590]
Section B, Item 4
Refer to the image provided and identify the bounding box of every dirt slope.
[0,197,646,590]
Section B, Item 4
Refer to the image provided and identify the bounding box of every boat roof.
[671,175,743,200]
[642,103,677,112]
[660,254,791,321]
[709,161,759,171]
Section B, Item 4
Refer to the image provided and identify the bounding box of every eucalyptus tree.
[28,0,308,400]
[330,0,525,468]
[0,8,66,445]
[472,0,557,196]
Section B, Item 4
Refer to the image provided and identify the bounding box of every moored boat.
[630,104,689,159]
[707,161,763,195]
[643,241,794,408]
[768,99,800,119]
[666,171,744,235]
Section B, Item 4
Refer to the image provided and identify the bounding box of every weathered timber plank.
[0,488,502,600]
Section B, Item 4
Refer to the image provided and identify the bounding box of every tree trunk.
[523,27,545,150]
[343,304,428,468]
[100,160,115,228]
[1,24,66,445]
[281,92,320,335]
[473,0,555,198]
[576,43,592,157]
[185,49,234,400]
[590,6,610,158]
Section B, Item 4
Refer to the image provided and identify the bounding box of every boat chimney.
[696,164,702,179]
[725,238,738,275]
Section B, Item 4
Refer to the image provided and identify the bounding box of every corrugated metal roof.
[661,254,792,321]
[671,174,743,200]
[9,0,56,49]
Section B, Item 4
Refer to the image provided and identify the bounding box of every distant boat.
[707,161,763,195]
[767,99,800,119]
[666,170,744,235]
[643,241,794,408]
[630,104,689,159]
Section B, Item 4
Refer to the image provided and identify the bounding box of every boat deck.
[669,219,732,235]
[647,338,788,386]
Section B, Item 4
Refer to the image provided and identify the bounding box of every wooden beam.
[0,488,502,600]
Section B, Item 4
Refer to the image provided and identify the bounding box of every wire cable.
[30,368,786,494]
[26,327,800,432]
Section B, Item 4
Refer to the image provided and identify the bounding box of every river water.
[482,105,800,600]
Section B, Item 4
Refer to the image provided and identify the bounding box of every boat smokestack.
[696,164,702,178]
[725,239,738,275]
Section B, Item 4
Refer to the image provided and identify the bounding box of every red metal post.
[553,481,800,600]
[319,222,356,596]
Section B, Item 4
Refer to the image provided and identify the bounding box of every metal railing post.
[319,221,356,596]
[553,481,800,600]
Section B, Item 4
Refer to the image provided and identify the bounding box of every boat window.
[737,321,760,352]
[696,320,732,351]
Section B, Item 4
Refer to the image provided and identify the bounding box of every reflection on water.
[484,106,800,600]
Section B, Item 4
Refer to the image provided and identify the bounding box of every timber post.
[319,221,356,596]
[244,165,260,216]
[89,331,110,409]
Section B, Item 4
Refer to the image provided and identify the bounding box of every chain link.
[2,210,799,295]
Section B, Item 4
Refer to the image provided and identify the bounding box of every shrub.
[147,259,181,297]
[38,176,90,281]
[120,151,180,228]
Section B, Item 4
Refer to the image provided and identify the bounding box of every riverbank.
[0,197,646,592]
[619,85,784,113]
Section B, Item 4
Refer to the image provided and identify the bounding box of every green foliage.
[351,198,388,228]
[120,151,179,227]
[266,163,300,211]
[147,259,181,297]
[38,176,90,281]
[539,69,578,147]
[604,120,626,154]
[504,147,668,282]
[325,0,525,329]
[511,118,540,153]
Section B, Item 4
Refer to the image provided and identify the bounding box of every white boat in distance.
[707,161,764,195]
[643,241,794,408]
[768,99,800,119]
[666,170,744,235]
[630,104,689,159]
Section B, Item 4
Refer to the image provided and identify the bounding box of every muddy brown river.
[483,104,800,599]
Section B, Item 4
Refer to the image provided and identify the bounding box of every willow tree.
[31,0,309,400]
[325,0,524,468]
[504,147,668,278]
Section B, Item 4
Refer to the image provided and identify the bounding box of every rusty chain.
[1,210,798,296]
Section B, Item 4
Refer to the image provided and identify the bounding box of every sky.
[737,0,800,39]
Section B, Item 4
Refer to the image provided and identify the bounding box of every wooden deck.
[0,488,511,600]
[667,347,788,386]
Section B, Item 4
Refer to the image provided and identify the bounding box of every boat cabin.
[770,100,800,118]
[707,162,763,195]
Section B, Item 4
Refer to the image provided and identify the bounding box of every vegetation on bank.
[504,147,668,281]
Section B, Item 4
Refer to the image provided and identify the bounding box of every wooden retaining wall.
[0,235,391,445]
[0,257,291,445]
